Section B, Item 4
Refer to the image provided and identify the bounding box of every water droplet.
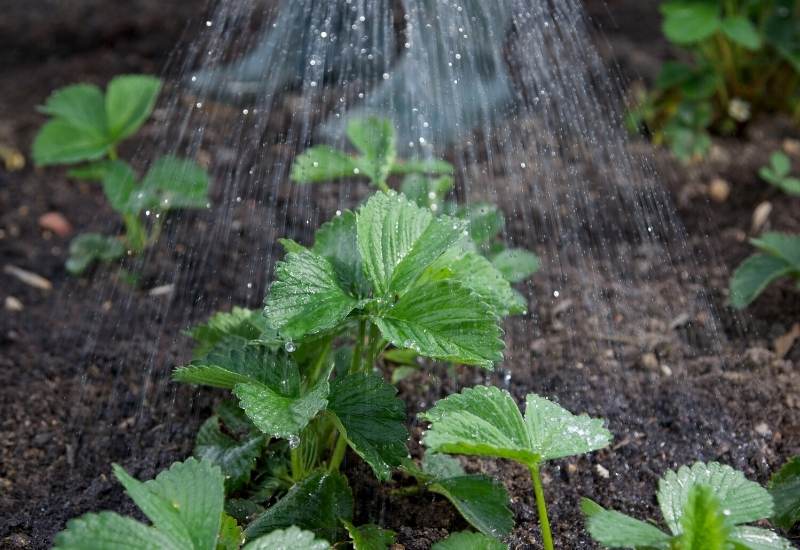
[285,341,296,353]
[553,290,560,297]
[288,435,300,448]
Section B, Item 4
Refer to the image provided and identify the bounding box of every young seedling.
[175,190,521,545]
[432,531,508,550]
[582,461,792,549]
[420,385,612,550]
[769,456,800,532]
[760,152,800,196]
[292,116,540,291]
[32,75,210,274]
[729,232,800,308]
[399,452,514,539]
[629,2,800,162]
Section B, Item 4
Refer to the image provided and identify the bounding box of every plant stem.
[350,319,366,374]
[529,464,554,550]
[123,214,147,252]
[328,431,348,472]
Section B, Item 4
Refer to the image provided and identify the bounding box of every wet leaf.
[769,456,800,531]
[346,117,396,186]
[421,386,611,467]
[243,526,330,550]
[244,471,353,541]
[430,476,514,539]
[66,233,125,275]
[265,249,359,340]
[69,160,138,213]
[373,280,505,368]
[216,513,243,550]
[313,210,370,297]
[357,191,465,295]
[343,521,395,550]
[720,16,761,50]
[657,462,774,534]
[52,511,174,550]
[195,416,265,493]
[491,248,541,283]
[431,531,507,550]
[188,307,270,359]
[581,498,671,548]
[135,155,210,212]
[39,84,107,136]
[457,203,505,244]
[105,75,161,141]
[728,526,794,550]
[291,146,358,183]
[730,253,796,309]
[328,373,408,480]
[751,233,800,267]
[676,485,729,549]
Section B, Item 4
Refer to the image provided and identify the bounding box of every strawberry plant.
[629,1,800,163]
[760,152,800,196]
[769,456,800,532]
[174,190,524,545]
[32,75,210,274]
[419,385,612,550]
[292,116,540,296]
[582,461,792,549]
[729,232,800,308]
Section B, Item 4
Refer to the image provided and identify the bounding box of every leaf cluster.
[32,75,210,274]
[629,1,800,163]
[760,152,800,196]
[582,461,792,549]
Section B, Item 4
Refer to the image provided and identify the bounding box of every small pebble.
[751,202,772,234]
[754,422,770,436]
[595,464,610,479]
[640,352,659,370]
[708,178,730,203]
[3,265,52,290]
[38,212,72,237]
[4,296,23,311]
[783,139,800,156]
[660,364,673,377]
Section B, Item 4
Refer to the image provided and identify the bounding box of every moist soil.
[1,1,799,548]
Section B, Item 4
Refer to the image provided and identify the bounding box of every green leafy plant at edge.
[420,385,612,550]
[32,75,211,274]
[769,455,800,532]
[729,232,800,308]
[582,461,792,549]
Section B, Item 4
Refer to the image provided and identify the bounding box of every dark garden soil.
[1,1,799,548]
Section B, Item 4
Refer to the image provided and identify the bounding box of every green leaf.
[195,416,265,493]
[313,210,370,297]
[216,513,243,550]
[421,386,611,467]
[243,527,330,549]
[32,119,112,166]
[425,249,526,315]
[721,16,761,50]
[346,117,396,186]
[66,233,125,275]
[113,458,224,550]
[657,462,774,535]
[431,531,507,550]
[422,453,465,480]
[727,526,793,550]
[357,191,465,295]
[328,373,408,480]
[291,146,358,183]
[661,1,721,44]
[52,511,175,550]
[391,158,454,177]
[39,84,107,136]
[769,456,800,531]
[105,75,161,141]
[677,485,729,550]
[729,253,795,309]
[188,307,269,359]
[343,521,396,550]
[233,375,329,441]
[430,476,514,539]
[264,249,359,340]
[765,8,800,73]
[174,343,291,390]
[491,248,540,284]
[769,153,792,178]
[580,498,671,548]
[457,203,505,245]
[136,155,210,211]
[751,233,800,267]
[400,174,454,207]
[373,280,505,368]
[655,62,695,89]
[244,471,353,542]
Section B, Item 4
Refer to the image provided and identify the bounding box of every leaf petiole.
[530,463,554,550]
